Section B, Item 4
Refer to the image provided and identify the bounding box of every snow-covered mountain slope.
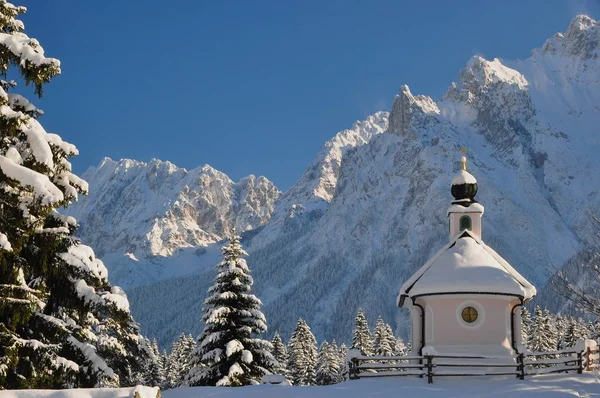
[72,15,599,347]
[64,158,280,288]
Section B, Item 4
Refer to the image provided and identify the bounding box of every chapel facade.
[397,156,536,356]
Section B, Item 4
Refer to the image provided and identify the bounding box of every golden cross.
[460,147,468,171]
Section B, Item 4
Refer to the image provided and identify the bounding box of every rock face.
[64,159,280,287]
[68,15,600,347]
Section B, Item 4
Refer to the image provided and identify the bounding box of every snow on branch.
[0,155,64,205]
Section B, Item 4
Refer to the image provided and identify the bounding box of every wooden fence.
[348,346,599,384]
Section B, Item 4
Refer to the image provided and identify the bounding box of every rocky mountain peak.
[541,15,599,59]
[387,85,439,139]
[65,159,280,258]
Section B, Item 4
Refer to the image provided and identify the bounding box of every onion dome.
[451,156,478,201]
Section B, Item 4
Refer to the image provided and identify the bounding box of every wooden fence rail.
[348,346,595,384]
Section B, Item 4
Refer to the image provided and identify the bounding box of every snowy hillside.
[68,15,600,347]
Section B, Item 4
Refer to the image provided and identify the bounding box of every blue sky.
[19,0,600,190]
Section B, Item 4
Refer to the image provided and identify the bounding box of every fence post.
[348,358,359,380]
[577,350,583,374]
[585,347,592,372]
[426,355,433,384]
[517,352,525,380]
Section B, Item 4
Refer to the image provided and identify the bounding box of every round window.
[461,306,478,323]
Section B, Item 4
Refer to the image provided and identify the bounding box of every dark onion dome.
[451,156,478,201]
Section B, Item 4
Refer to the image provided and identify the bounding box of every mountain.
[67,15,600,347]
[64,158,280,288]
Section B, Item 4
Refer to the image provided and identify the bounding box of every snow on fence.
[348,340,598,384]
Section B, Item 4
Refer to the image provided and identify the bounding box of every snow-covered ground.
[0,386,159,398]
[164,375,600,397]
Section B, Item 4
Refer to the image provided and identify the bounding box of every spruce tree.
[271,331,288,377]
[166,333,196,389]
[186,232,275,386]
[144,339,165,388]
[337,343,348,381]
[287,318,317,386]
[351,308,373,355]
[528,306,557,353]
[542,308,558,351]
[0,2,147,388]
[372,316,395,357]
[316,341,341,385]
[563,317,590,348]
[394,334,408,356]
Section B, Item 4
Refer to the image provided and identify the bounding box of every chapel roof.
[397,230,536,307]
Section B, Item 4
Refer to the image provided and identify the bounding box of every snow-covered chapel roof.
[397,230,536,306]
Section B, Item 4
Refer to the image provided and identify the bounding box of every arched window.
[459,215,472,231]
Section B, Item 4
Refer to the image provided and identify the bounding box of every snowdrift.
[163,374,600,397]
[0,386,160,398]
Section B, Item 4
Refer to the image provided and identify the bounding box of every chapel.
[397,156,536,356]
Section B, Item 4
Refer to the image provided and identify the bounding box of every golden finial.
[460,147,468,171]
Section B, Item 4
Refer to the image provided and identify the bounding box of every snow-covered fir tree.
[186,232,275,386]
[393,333,408,356]
[563,317,590,348]
[144,339,165,388]
[337,343,348,381]
[287,318,317,386]
[528,306,558,353]
[165,333,196,389]
[316,341,341,385]
[351,308,373,355]
[372,316,395,357]
[555,314,568,350]
[0,2,147,388]
[271,331,288,377]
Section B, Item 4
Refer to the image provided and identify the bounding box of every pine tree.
[287,318,317,386]
[166,333,197,389]
[393,334,408,357]
[271,331,288,377]
[351,308,373,356]
[144,339,165,388]
[563,317,590,348]
[555,314,568,350]
[0,2,147,388]
[372,316,395,357]
[337,343,348,381]
[316,341,341,385]
[542,308,558,351]
[528,306,557,353]
[186,232,275,386]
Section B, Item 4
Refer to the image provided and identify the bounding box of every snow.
[0,31,61,67]
[67,336,115,380]
[464,56,529,90]
[399,231,536,299]
[451,170,477,185]
[241,350,253,364]
[260,374,290,385]
[163,374,600,397]
[225,340,243,357]
[123,253,138,262]
[447,202,485,215]
[60,244,109,281]
[0,232,12,251]
[0,155,64,205]
[0,386,160,398]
